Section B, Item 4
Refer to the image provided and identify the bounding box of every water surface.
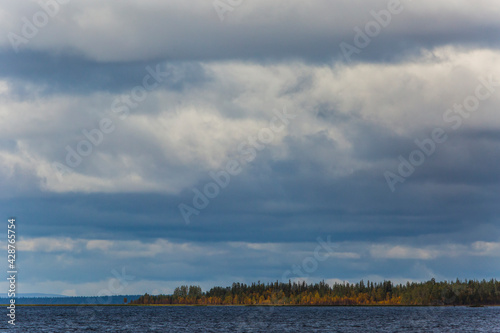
[2,305,499,332]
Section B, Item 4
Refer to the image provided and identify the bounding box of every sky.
[1,0,500,297]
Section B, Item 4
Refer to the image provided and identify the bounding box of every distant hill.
[0,293,66,298]
[0,295,142,305]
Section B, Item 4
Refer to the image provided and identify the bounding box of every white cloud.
[2,236,499,295]
[17,237,80,253]
[0,80,8,95]
[368,241,500,260]
[370,244,438,259]
[1,48,498,196]
[471,241,500,256]
[86,240,113,251]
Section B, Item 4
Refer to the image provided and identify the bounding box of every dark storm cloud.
[1,0,500,87]
[0,49,209,95]
[5,119,499,247]
[2,0,500,294]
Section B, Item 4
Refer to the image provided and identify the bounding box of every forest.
[131,278,500,306]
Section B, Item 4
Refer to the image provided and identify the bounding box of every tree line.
[131,278,500,306]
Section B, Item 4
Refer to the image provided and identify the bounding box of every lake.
[2,306,499,332]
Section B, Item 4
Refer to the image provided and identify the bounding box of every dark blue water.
[1,306,499,332]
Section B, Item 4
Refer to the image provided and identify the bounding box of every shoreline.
[3,304,498,307]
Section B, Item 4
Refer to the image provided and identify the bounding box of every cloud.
[86,240,113,251]
[471,241,500,256]
[0,48,498,199]
[2,0,500,62]
[1,1,500,294]
[3,236,499,295]
[17,237,79,252]
[370,245,438,259]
